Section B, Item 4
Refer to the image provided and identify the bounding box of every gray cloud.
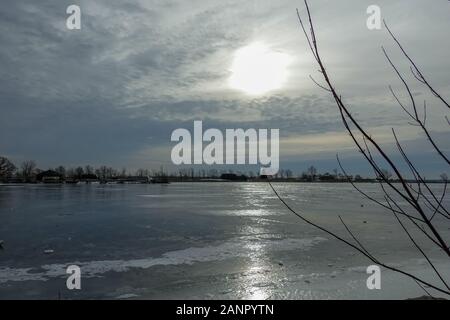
[0,0,449,175]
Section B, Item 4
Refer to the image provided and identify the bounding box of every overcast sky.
[1,0,449,176]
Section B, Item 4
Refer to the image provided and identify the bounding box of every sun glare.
[229,42,290,95]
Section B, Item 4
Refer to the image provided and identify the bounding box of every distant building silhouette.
[220,173,248,181]
[36,170,63,183]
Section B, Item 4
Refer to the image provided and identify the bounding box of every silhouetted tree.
[75,166,84,178]
[270,1,450,297]
[306,165,317,181]
[84,165,94,175]
[55,166,66,178]
[0,156,16,181]
[21,160,37,182]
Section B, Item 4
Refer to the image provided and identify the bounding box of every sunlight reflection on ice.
[240,224,273,300]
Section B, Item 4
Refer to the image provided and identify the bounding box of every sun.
[229,42,290,95]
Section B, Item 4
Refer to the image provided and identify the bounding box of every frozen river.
[0,182,449,299]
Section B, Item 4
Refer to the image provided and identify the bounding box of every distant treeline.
[0,156,447,183]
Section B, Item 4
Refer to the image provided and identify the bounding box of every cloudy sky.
[1,0,449,176]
